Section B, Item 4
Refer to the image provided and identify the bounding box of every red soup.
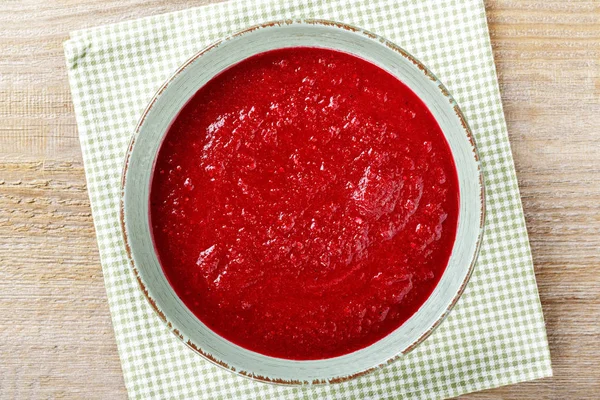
[150,47,459,360]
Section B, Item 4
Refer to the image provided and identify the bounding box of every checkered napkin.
[64,0,552,398]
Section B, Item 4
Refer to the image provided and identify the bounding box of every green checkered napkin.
[64,0,552,398]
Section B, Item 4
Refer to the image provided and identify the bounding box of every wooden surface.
[0,0,598,398]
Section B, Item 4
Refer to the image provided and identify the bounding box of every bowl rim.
[120,18,486,386]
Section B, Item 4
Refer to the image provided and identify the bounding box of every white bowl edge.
[121,20,485,385]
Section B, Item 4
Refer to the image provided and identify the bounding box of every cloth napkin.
[64,0,552,398]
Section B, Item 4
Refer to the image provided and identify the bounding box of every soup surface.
[150,47,459,359]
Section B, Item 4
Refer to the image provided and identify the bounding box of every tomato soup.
[150,47,459,360]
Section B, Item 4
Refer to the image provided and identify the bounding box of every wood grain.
[0,0,598,398]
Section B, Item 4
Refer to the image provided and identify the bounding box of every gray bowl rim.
[120,18,486,386]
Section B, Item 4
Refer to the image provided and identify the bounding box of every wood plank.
[0,0,598,398]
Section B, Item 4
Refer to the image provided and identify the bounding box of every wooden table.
[1,1,598,398]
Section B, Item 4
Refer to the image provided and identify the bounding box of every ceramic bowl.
[121,20,485,385]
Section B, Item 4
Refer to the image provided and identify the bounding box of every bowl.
[121,19,485,385]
